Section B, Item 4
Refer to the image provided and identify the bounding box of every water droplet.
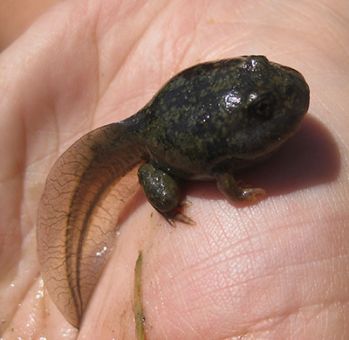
[36,289,44,300]
[96,246,108,257]
[61,327,75,337]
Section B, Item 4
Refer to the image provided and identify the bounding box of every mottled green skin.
[131,56,309,214]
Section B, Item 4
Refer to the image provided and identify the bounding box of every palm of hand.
[0,1,348,339]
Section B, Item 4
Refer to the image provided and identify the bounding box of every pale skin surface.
[0,0,348,339]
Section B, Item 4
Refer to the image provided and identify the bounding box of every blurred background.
[0,0,59,51]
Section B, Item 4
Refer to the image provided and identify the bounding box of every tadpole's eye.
[248,93,276,120]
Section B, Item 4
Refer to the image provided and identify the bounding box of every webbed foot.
[216,172,266,202]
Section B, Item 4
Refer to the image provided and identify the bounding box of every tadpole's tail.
[37,122,146,327]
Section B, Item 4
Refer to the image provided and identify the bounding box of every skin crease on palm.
[0,0,348,338]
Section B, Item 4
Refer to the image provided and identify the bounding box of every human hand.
[0,1,348,339]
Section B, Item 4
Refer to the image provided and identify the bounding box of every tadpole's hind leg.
[138,163,194,225]
[215,172,266,202]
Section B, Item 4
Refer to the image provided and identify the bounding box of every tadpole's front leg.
[138,163,193,225]
[215,172,266,202]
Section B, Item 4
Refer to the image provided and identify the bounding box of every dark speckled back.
[136,56,309,178]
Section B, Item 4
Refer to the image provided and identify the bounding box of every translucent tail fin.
[37,122,145,327]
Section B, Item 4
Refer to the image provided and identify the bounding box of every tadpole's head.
[222,55,310,159]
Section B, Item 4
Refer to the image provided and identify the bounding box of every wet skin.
[37,55,310,327]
